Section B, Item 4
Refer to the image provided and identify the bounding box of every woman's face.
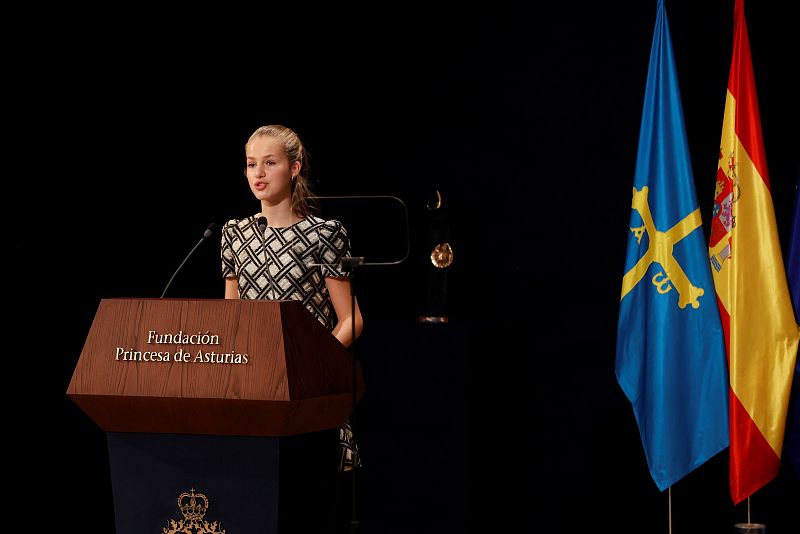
[245,135,297,204]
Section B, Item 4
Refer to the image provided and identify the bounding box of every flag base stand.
[734,523,766,533]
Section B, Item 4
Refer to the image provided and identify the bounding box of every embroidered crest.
[709,150,739,272]
[163,488,226,534]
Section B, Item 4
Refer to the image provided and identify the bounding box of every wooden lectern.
[67,298,364,533]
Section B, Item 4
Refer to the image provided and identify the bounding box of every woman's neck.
[259,200,300,228]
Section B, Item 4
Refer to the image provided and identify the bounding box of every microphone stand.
[310,195,410,534]
[340,255,364,534]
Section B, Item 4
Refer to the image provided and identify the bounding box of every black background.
[8,1,799,532]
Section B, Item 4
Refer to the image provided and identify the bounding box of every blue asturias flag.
[785,173,800,479]
[615,0,729,491]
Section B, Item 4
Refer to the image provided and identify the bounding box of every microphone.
[201,224,217,239]
[258,216,268,233]
[160,223,218,298]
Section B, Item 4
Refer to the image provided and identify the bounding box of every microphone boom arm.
[310,195,410,267]
[160,223,217,298]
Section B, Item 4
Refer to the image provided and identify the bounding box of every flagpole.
[734,495,765,534]
[746,496,751,524]
[667,486,672,534]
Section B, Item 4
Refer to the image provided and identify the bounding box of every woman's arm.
[225,277,240,299]
[326,276,363,347]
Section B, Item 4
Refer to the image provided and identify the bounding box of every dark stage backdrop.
[9,1,798,532]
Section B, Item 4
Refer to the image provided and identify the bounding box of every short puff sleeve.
[317,219,351,278]
[221,219,239,279]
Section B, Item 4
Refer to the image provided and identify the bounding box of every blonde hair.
[246,124,318,218]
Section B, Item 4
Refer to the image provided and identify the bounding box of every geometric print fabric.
[221,213,361,471]
[221,214,351,331]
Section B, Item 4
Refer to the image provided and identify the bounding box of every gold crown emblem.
[178,488,208,521]
[164,488,225,534]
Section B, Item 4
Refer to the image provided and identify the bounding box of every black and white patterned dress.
[221,214,361,472]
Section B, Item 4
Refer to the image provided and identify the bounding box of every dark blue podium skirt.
[107,431,338,534]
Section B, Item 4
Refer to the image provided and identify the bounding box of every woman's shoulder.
[303,217,350,258]
[303,215,347,235]
[222,215,257,232]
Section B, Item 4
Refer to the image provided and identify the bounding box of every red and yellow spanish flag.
[708,0,800,504]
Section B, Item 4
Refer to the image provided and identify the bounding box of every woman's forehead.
[246,135,284,157]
